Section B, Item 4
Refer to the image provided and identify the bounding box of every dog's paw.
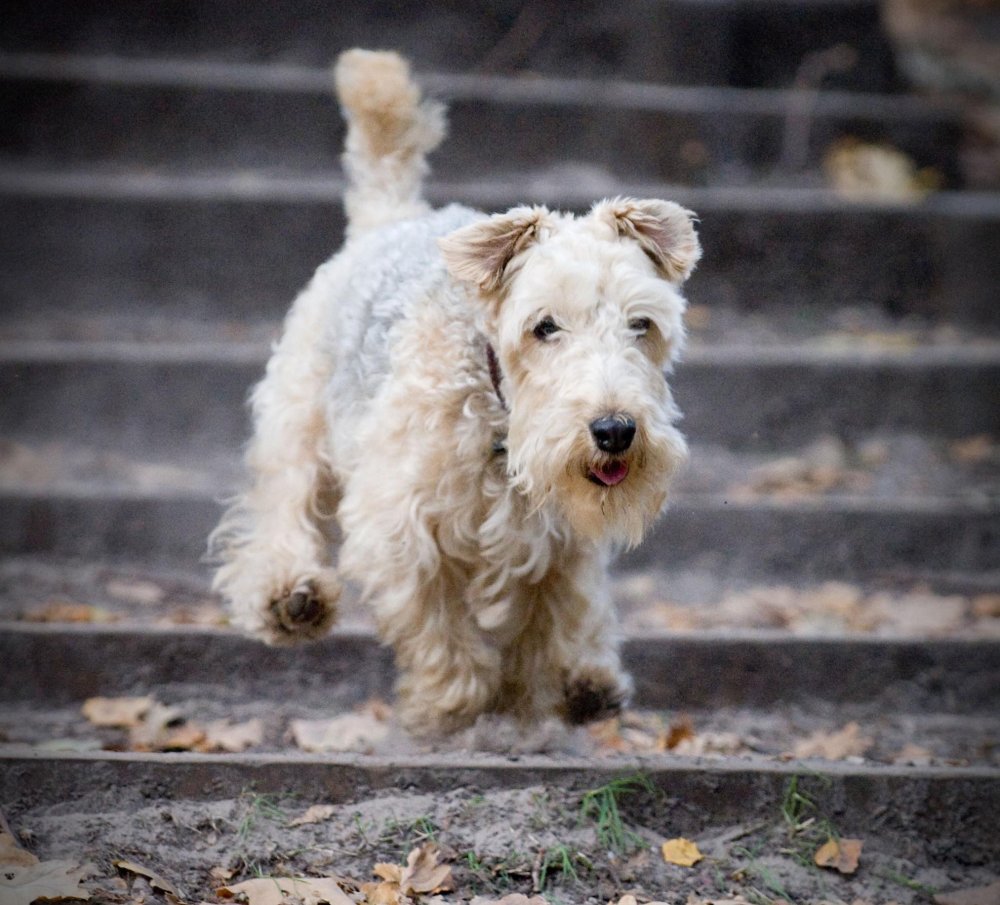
[267,574,340,643]
[563,671,630,725]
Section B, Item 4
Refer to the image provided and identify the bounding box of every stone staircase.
[1,2,998,902]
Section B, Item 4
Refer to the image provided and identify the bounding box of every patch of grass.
[537,844,592,891]
[877,867,939,896]
[230,793,286,876]
[236,793,284,843]
[408,815,437,843]
[579,774,653,854]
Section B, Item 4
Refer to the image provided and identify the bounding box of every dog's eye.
[629,317,651,335]
[532,317,561,340]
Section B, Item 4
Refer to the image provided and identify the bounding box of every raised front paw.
[266,574,340,643]
[563,670,631,725]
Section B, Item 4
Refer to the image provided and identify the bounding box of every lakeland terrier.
[210,49,701,735]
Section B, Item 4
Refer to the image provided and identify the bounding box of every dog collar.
[485,341,507,411]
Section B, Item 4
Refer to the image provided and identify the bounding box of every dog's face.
[440,198,700,546]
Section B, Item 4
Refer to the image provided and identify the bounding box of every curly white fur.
[210,49,701,734]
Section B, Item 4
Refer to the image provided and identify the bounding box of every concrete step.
[5,624,997,713]
[4,551,997,632]
[2,626,998,898]
[2,487,995,582]
[3,341,997,454]
[0,1,900,90]
[0,54,964,186]
[3,173,998,323]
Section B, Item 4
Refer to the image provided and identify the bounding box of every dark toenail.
[286,591,314,622]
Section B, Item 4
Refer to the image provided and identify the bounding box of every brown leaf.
[195,718,263,753]
[470,896,550,905]
[23,602,117,624]
[0,832,38,867]
[216,876,354,905]
[661,837,703,867]
[114,859,180,897]
[360,879,406,905]
[792,722,872,760]
[126,702,185,751]
[662,716,695,750]
[288,804,337,827]
[813,837,863,874]
[105,578,165,605]
[290,708,389,754]
[935,881,1000,905]
[892,743,934,765]
[371,863,403,884]
[82,696,155,729]
[0,859,91,905]
[400,843,453,895]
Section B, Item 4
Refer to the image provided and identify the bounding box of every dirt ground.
[4,778,998,905]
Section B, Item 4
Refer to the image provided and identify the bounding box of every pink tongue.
[591,461,629,486]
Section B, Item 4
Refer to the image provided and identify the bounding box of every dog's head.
[439,198,700,547]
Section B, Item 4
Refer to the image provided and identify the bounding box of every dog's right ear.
[438,207,550,295]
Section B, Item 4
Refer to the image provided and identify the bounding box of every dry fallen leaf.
[662,716,696,750]
[814,837,863,874]
[824,137,938,202]
[0,832,38,867]
[288,804,338,827]
[126,702,187,751]
[470,896,550,905]
[792,722,872,760]
[290,708,389,753]
[400,842,454,895]
[22,602,117,624]
[661,837,703,867]
[114,859,180,897]
[361,878,406,905]
[0,859,91,905]
[196,718,263,753]
[934,880,1000,905]
[105,578,165,605]
[892,742,934,765]
[81,696,155,729]
[216,875,355,905]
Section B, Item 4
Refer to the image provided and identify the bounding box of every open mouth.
[588,460,629,487]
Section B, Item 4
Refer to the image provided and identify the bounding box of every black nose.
[589,415,636,454]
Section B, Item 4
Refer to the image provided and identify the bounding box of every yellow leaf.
[661,837,703,867]
[814,837,863,874]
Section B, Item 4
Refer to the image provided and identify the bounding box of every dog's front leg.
[210,281,342,644]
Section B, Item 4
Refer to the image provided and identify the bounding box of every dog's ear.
[438,206,550,294]
[595,198,701,284]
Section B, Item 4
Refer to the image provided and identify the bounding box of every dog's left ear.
[594,198,702,284]
[438,206,550,295]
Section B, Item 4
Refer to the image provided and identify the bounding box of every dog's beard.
[507,419,688,548]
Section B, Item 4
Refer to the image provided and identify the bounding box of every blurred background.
[0,0,997,635]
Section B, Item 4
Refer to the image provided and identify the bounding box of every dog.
[210,49,701,735]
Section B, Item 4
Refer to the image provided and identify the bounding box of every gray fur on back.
[324,203,482,412]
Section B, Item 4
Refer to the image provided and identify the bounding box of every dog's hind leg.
[209,273,342,645]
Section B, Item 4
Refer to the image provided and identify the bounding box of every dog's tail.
[333,49,445,236]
